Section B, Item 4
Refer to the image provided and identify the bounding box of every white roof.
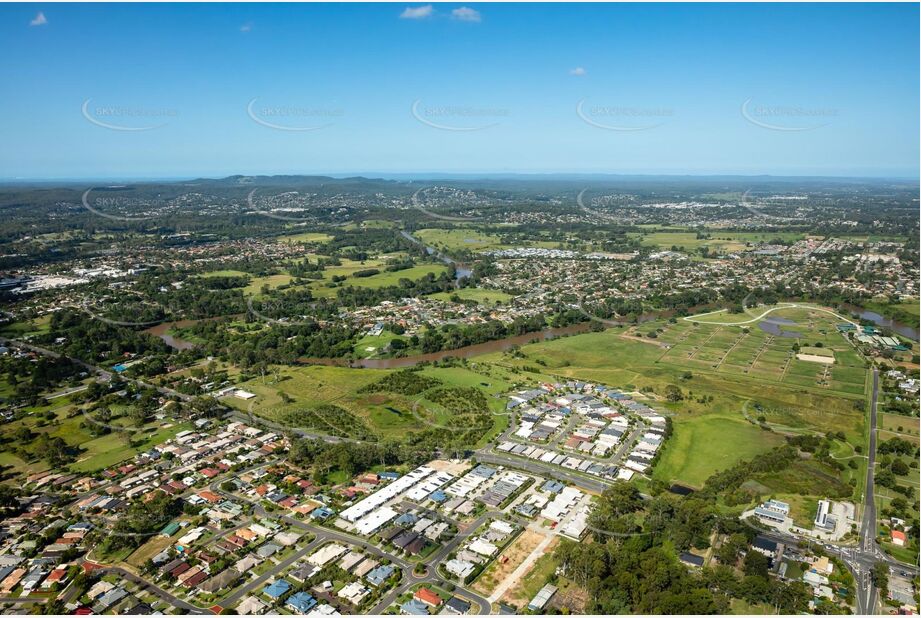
[340,466,434,522]
[353,506,398,536]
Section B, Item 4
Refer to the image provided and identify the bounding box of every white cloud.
[30,11,48,26]
[240,22,253,32]
[400,5,434,20]
[569,67,587,76]
[451,7,481,22]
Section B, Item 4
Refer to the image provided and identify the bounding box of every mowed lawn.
[0,390,192,477]
[415,227,562,253]
[653,416,784,488]
[415,228,507,252]
[70,422,192,472]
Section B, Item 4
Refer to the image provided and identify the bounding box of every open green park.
[226,301,870,496]
[198,256,448,299]
[626,230,806,253]
[0,389,192,478]
[414,227,563,254]
[221,361,521,447]
[429,288,515,305]
[472,303,870,494]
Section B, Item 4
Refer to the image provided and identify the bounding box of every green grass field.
[69,422,192,472]
[627,231,805,253]
[277,232,334,244]
[478,306,869,491]
[0,389,193,478]
[200,258,448,300]
[429,288,514,305]
[414,228,562,254]
[225,362,518,444]
[415,228,508,252]
[198,269,294,296]
[652,416,784,488]
[879,413,920,444]
[305,260,448,299]
[0,314,52,338]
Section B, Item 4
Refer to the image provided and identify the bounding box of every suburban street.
[3,333,916,616]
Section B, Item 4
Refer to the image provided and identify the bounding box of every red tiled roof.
[414,588,442,606]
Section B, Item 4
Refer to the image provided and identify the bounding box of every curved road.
[683,303,859,327]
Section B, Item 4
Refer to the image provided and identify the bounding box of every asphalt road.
[856,368,880,615]
[81,563,210,614]
[11,336,915,615]
[475,450,613,494]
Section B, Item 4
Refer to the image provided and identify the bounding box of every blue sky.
[1,2,918,179]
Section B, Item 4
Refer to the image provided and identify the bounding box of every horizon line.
[2,171,919,184]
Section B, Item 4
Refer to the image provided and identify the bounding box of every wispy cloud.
[240,22,253,32]
[30,11,48,26]
[400,5,434,20]
[451,7,481,22]
[569,67,587,76]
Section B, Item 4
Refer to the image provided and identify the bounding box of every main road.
[856,367,881,615]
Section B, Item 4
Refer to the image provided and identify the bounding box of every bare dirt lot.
[472,529,551,597]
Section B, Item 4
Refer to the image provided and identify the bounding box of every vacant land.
[668,306,868,398]
[483,305,868,492]
[199,269,293,296]
[652,416,784,488]
[501,546,560,608]
[473,529,554,597]
[307,260,448,299]
[277,232,334,244]
[879,413,920,443]
[429,288,514,305]
[0,314,52,338]
[416,228,507,252]
[415,228,561,254]
[628,230,804,253]
[227,362,517,445]
[126,535,175,568]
